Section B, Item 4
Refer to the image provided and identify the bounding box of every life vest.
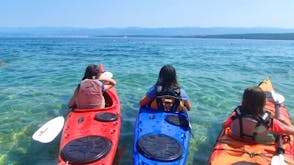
[76,79,105,109]
[150,86,184,112]
[230,107,277,143]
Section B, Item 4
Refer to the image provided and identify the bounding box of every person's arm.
[277,118,292,126]
[272,118,294,135]
[183,100,192,111]
[139,85,156,107]
[222,118,231,129]
[68,87,79,108]
[222,112,236,128]
[99,77,116,90]
[139,96,152,106]
[284,124,294,135]
[180,89,192,111]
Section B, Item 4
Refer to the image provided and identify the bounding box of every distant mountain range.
[1,27,294,40]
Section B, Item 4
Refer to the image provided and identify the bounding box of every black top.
[137,134,183,162]
[61,135,112,164]
[95,112,118,122]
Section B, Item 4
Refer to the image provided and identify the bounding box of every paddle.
[271,91,286,165]
[32,112,67,143]
[185,111,194,137]
[32,71,113,143]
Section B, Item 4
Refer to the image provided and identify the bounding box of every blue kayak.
[133,106,191,165]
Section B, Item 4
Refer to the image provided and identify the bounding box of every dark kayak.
[133,106,191,165]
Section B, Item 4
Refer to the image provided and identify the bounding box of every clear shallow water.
[0,37,294,165]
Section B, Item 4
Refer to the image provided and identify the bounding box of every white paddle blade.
[271,154,286,165]
[278,155,287,165]
[271,92,285,104]
[32,116,65,143]
[271,155,279,165]
[100,71,113,79]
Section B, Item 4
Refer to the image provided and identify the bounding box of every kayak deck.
[133,106,190,165]
[58,88,121,165]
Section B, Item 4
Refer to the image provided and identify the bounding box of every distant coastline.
[184,33,294,40]
[95,33,294,40]
[1,27,294,40]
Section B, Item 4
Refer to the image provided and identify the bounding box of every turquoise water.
[0,37,294,165]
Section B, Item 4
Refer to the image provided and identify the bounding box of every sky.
[1,0,294,28]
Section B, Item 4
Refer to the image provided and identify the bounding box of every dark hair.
[156,64,179,89]
[242,86,266,115]
[82,64,99,80]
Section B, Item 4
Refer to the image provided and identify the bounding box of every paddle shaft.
[274,103,284,155]
[186,111,194,137]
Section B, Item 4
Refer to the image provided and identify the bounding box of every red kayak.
[58,68,121,165]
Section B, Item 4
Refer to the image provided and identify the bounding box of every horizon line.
[1,26,294,30]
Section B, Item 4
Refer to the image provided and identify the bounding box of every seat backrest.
[230,116,276,143]
[76,79,105,109]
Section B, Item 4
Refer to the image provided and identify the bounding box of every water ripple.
[0,37,294,164]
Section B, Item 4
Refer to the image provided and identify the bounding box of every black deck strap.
[232,161,260,165]
[238,118,244,138]
[95,112,118,122]
[136,134,183,162]
[165,115,189,128]
[61,135,112,164]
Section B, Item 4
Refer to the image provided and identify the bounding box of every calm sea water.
[0,37,294,165]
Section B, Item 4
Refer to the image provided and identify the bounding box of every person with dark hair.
[68,64,116,109]
[223,86,294,143]
[242,86,266,115]
[139,64,191,111]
